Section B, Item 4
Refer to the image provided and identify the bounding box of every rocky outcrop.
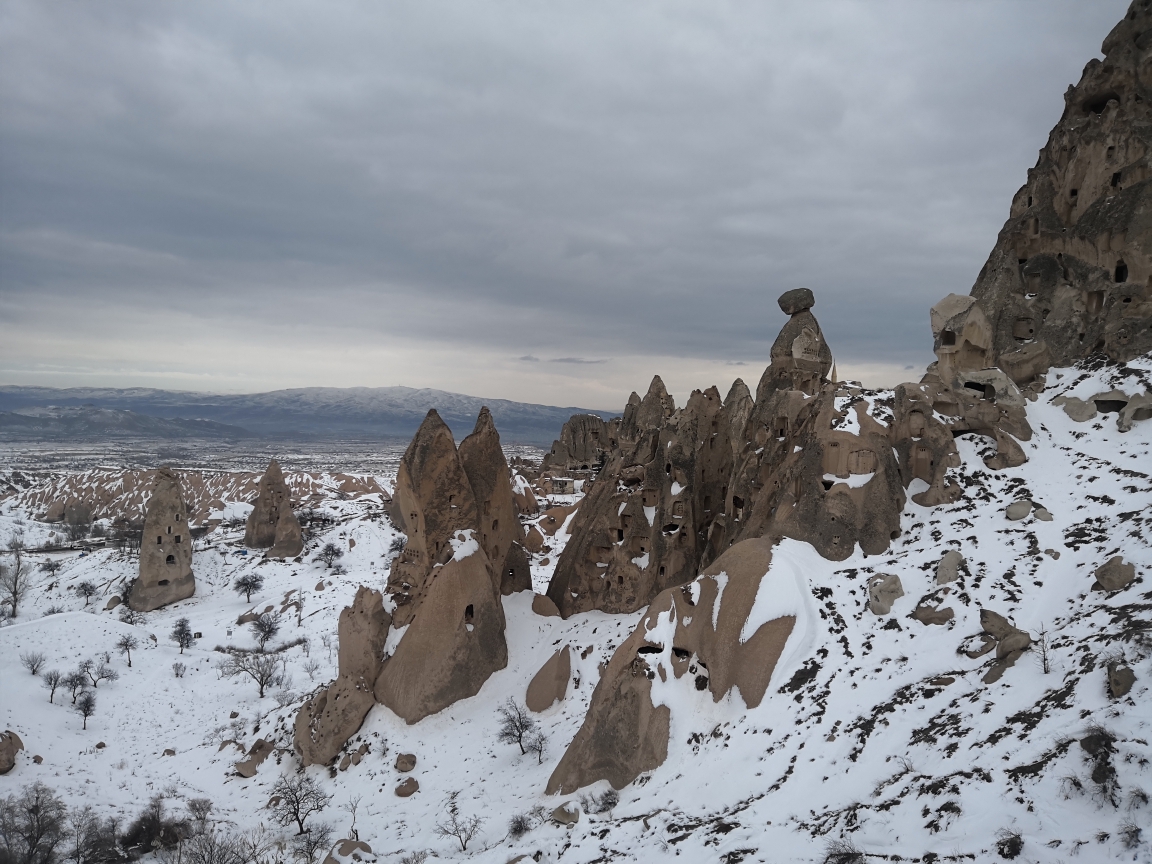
[548,538,797,793]
[129,467,195,612]
[294,587,391,766]
[541,413,614,473]
[1107,662,1136,698]
[234,738,274,778]
[966,1,1152,376]
[375,536,507,723]
[526,645,571,712]
[458,407,521,595]
[979,609,1032,684]
[321,840,376,864]
[936,550,966,584]
[0,730,23,775]
[1094,555,1136,591]
[244,459,303,558]
[868,574,904,615]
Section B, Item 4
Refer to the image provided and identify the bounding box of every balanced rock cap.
[778,288,815,316]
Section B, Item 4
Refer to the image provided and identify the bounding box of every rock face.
[547,538,797,794]
[965,2,1152,377]
[0,730,23,775]
[129,467,195,612]
[1094,555,1136,591]
[244,459,303,558]
[294,587,391,766]
[234,738,274,778]
[526,645,571,712]
[1108,662,1137,698]
[542,413,614,473]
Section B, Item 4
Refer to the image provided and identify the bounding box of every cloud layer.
[0,0,1130,408]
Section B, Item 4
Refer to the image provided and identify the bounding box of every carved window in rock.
[174,535,181,544]
[157,536,163,544]
[940,329,956,347]
[672,501,684,517]
[847,450,876,475]
[175,513,181,522]
[774,417,788,440]
[641,490,657,508]
[912,445,933,481]
[165,555,175,565]
[1115,260,1128,283]
[167,526,172,535]
[1012,318,1035,342]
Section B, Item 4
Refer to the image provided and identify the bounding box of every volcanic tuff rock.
[1094,555,1137,591]
[245,459,303,558]
[967,0,1152,376]
[129,467,195,612]
[547,538,796,793]
[294,587,391,766]
[0,730,23,775]
[541,413,615,473]
[526,645,571,712]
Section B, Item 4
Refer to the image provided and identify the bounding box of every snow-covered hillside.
[1,357,1149,863]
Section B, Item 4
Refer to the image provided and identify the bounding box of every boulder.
[375,539,508,723]
[911,603,954,626]
[936,550,965,584]
[1057,396,1098,422]
[234,739,274,778]
[868,574,904,615]
[294,587,391,767]
[394,753,416,772]
[1107,662,1136,699]
[777,287,815,316]
[1094,556,1136,592]
[395,778,418,797]
[1117,392,1152,432]
[978,608,1031,683]
[526,645,571,712]
[531,593,561,617]
[104,596,122,611]
[551,802,580,825]
[129,467,195,612]
[1033,507,1053,521]
[1005,500,1032,521]
[245,459,302,558]
[0,730,24,775]
[321,840,376,864]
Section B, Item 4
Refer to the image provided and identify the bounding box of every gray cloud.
[549,357,608,365]
[0,0,1131,406]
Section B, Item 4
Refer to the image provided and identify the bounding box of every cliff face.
[969,0,1152,380]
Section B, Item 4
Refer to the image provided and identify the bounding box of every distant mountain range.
[0,385,617,444]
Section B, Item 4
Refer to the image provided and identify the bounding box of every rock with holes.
[964,0,1152,376]
[936,550,966,584]
[868,574,904,615]
[458,407,520,595]
[0,730,24,775]
[526,645,571,712]
[245,459,303,558]
[294,587,391,767]
[129,467,195,612]
[1094,555,1136,592]
[1108,662,1136,698]
[548,538,797,793]
[541,413,614,473]
[375,538,507,724]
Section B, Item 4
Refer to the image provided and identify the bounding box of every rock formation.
[547,538,797,793]
[1107,661,1136,698]
[526,645,571,712]
[245,459,303,558]
[1094,555,1136,591]
[868,574,904,615]
[294,587,390,766]
[965,1,1152,376]
[978,609,1032,684]
[129,467,195,612]
[541,413,615,473]
[0,730,23,775]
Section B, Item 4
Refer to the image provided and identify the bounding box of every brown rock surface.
[129,467,195,612]
[526,645,571,712]
[541,413,613,473]
[234,739,274,778]
[394,753,416,772]
[1094,555,1136,591]
[0,730,24,775]
[1107,662,1136,698]
[458,407,520,594]
[245,459,303,558]
[294,587,391,766]
[531,593,561,617]
[395,778,419,797]
[321,839,376,864]
[868,574,904,615]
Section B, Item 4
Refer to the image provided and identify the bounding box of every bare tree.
[342,796,362,841]
[251,612,281,652]
[269,775,331,835]
[525,731,548,765]
[302,658,321,682]
[315,544,343,569]
[290,823,332,864]
[1,782,70,864]
[42,669,62,703]
[187,798,214,828]
[219,653,283,698]
[234,574,264,603]
[39,559,62,577]
[64,511,91,542]
[0,558,31,619]
[75,581,98,607]
[496,698,537,755]
[79,658,118,688]
[63,670,89,704]
[171,618,195,653]
[119,606,146,626]
[1034,623,1052,674]
[20,651,47,675]
[434,792,482,852]
[75,691,96,729]
[117,634,139,668]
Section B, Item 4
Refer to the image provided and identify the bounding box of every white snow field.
[1,357,1150,863]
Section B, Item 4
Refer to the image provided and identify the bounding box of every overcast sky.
[0,0,1131,410]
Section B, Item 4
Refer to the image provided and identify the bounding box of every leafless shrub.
[42,669,62,703]
[398,852,428,864]
[173,662,187,678]
[995,828,1023,859]
[119,607,146,625]
[580,788,618,814]
[302,659,321,681]
[822,838,864,864]
[269,775,331,835]
[496,698,536,755]
[1127,787,1149,810]
[434,792,482,852]
[290,823,332,864]
[20,651,47,675]
[75,581,98,606]
[1032,624,1051,674]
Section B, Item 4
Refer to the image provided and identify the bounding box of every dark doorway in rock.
[464,604,474,624]
[165,555,175,565]
[1115,260,1128,283]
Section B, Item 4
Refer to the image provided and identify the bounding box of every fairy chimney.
[129,467,195,612]
[245,459,303,558]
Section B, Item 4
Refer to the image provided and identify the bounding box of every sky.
[0,0,1133,411]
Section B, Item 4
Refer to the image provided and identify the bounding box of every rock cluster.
[966,1,1152,376]
[244,459,303,558]
[129,467,195,612]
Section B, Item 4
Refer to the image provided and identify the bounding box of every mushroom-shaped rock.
[294,587,391,767]
[867,574,904,615]
[526,646,571,712]
[1107,663,1136,699]
[0,730,24,775]
[374,538,508,723]
[129,467,195,612]
[234,739,274,778]
[547,537,798,794]
[936,550,965,585]
[1094,556,1136,592]
[395,778,419,797]
[777,288,815,316]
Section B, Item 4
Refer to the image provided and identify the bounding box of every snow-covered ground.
[1,358,1150,862]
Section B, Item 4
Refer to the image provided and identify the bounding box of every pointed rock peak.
[264,458,284,481]
[471,406,497,437]
[778,288,815,316]
[417,408,448,435]
[627,392,642,407]
[643,375,675,414]
[724,378,751,407]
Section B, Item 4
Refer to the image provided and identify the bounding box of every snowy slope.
[1,356,1150,863]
